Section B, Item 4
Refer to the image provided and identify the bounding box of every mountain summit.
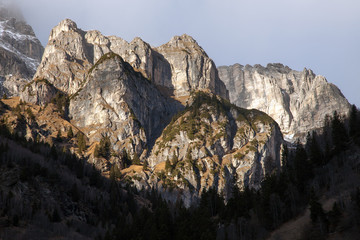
[28,19,228,104]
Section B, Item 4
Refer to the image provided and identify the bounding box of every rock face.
[29,19,227,103]
[0,4,44,96]
[69,52,177,157]
[218,63,351,141]
[140,92,283,205]
[21,78,58,106]
[155,35,228,99]
[33,19,92,95]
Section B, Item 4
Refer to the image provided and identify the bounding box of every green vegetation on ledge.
[158,91,276,149]
[22,78,52,92]
[87,52,122,74]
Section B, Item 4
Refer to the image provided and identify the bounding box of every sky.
[11,0,360,106]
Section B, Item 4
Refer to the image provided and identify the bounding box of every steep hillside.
[0,96,82,152]
[122,92,283,205]
[0,121,150,240]
[218,63,351,142]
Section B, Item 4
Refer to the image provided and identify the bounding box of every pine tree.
[67,126,74,138]
[165,157,171,172]
[56,129,62,142]
[281,145,289,168]
[96,135,111,159]
[331,111,348,154]
[26,107,35,121]
[51,208,61,222]
[143,160,149,171]
[51,144,58,159]
[294,141,312,192]
[328,202,341,233]
[121,150,132,168]
[310,196,325,223]
[132,152,140,165]
[349,104,359,139]
[70,183,79,201]
[308,132,323,166]
[77,132,86,154]
[171,154,178,165]
[110,165,121,181]
[94,144,100,158]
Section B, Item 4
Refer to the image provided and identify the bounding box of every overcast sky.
[13,0,360,106]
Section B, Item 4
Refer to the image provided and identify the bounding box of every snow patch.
[284,133,295,143]
[0,20,40,72]
[0,20,38,42]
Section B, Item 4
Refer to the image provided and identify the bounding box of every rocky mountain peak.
[131,36,148,45]
[49,18,79,41]
[27,19,228,104]
[85,30,110,47]
[266,63,292,74]
[2,17,35,38]
[155,34,228,99]
[168,34,197,44]
[218,63,351,142]
[160,33,206,55]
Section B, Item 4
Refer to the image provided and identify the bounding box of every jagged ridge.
[29,19,228,102]
[218,63,351,141]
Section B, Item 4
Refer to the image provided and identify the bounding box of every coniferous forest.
[2,100,360,239]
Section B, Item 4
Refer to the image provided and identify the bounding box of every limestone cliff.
[69,52,176,159]
[155,34,228,99]
[26,19,227,104]
[21,78,58,106]
[0,4,44,96]
[218,63,351,141]
[33,19,91,96]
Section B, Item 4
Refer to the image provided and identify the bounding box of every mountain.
[69,52,177,160]
[0,4,43,97]
[218,63,351,142]
[146,92,282,205]
[24,19,228,105]
[18,19,283,205]
[2,13,360,240]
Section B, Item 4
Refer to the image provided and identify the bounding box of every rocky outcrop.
[133,92,283,205]
[69,52,177,158]
[218,63,351,141]
[155,34,228,99]
[21,78,58,106]
[33,19,92,95]
[30,19,227,103]
[0,4,44,96]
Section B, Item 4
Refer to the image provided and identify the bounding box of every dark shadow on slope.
[0,119,146,240]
